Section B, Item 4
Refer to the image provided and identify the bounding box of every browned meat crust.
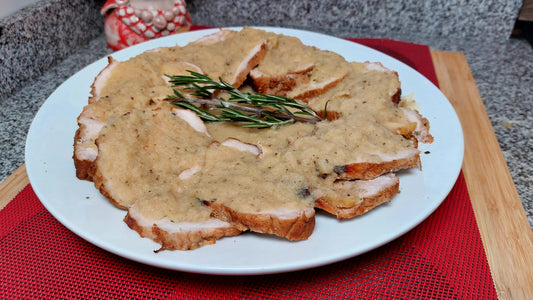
[315,174,400,220]
[335,152,421,180]
[231,42,267,88]
[250,64,314,96]
[391,88,402,104]
[73,128,93,180]
[294,73,349,101]
[205,201,315,241]
[124,212,242,251]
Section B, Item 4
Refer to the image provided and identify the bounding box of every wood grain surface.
[431,51,533,300]
[0,164,29,210]
[1,51,532,299]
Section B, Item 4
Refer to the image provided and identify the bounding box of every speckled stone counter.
[0,0,531,227]
[0,0,105,100]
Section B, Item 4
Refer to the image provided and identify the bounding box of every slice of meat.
[277,114,421,181]
[74,57,119,180]
[190,29,237,46]
[314,173,400,220]
[93,108,243,250]
[304,61,434,144]
[161,27,268,88]
[305,61,402,119]
[249,32,315,96]
[399,107,434,143]
[232,41,267,88]
[75,60,207,181]
[198,138,316,240]
[363,61,402,104]
[249,63,314,96]
[251,33,351,100]
[92,108,212,208]
[125,200,241,251]
[74,28,268,181]
[334,148,420,180]
[205,201,315,241]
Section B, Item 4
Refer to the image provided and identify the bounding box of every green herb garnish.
[166,71,322,128]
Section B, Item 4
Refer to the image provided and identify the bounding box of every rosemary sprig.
[165,71,322,128]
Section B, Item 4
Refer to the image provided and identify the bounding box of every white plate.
[25,27,464,275]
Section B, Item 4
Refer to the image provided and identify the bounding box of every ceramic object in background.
[102,0,192,50]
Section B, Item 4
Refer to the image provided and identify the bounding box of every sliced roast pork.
[93,108,242,250]
[74,28,268,181]
[315,173,400,219]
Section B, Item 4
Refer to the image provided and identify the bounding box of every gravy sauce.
[90,28,421,226]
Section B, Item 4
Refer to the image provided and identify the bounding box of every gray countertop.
[0,0,531,227]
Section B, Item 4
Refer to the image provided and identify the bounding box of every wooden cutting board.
[1,50,532,299]
[431,51,533,299]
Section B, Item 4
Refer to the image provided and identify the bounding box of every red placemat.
[0,32,497,299]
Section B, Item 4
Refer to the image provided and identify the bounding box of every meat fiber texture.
[74,27,433,251]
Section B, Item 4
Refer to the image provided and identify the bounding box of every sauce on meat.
[88,28,420,225]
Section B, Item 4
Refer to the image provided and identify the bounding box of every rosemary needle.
[165,71,322,128]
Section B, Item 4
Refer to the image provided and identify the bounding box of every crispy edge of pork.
[124,206,242,251]
[73,56,118,180]
[204,201,316,241]
[290,71,349,101]
[334,148,421,180]
[315,173,400,220]
[93,109,243,251]
[399,107,434,143]
[249,63,314,96]
[202,138,315,241]
[230,41,268,88]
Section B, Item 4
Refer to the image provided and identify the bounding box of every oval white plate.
[25,27,463,275]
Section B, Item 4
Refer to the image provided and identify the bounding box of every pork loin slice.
[74,57,204,181]
[304,61,433,144]
[125,199,241,251]
[190,29,237,46]
[74,60,209,180]
[250,32,350,100]
[399,107,434,143]
[93,108,242,250]
[249,32,315,96]
[334,148,421,180]
[314,173,400,220]
[205,201,315,241]
[73,57,119,179]
[164,27,268,88]
[93,108,212,208]
[278,114,420,181]
[305,61,401,119]
[249,63,314,96]
[74,28,268,181]
[199,138,316,240]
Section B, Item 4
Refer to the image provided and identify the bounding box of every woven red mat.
[0,33,497,299]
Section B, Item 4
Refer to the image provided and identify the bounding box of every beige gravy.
[253,31,352,99]
[95,108,212,222]
[89,28,421,226]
